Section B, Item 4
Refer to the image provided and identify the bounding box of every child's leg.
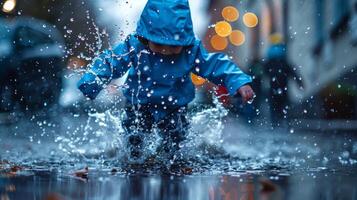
[122,106,154,159]
[157,107,189,157]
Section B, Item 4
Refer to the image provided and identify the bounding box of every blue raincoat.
[78,0,252,121]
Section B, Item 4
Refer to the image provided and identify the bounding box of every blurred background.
[1,0,357,131]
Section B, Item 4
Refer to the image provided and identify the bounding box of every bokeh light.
[243,12,259,28]
[213,8,259,49]
[214,21,232,37]
[2,0,16,13]
[222,6,239,22]
[191,73,206,86]
[229,30,245,46]
[210,34,228,51]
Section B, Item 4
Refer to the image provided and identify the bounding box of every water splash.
[55,110,124,158]
[54,95,229,170]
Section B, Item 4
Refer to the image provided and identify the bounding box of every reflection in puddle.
[0,170,356,200]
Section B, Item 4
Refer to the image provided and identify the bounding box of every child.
[77,0,254,161]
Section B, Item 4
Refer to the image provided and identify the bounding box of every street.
[1,110,356,200]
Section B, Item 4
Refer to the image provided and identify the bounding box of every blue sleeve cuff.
[227,75,252,96]
[77,73,103,100]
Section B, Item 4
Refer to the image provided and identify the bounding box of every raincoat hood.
[136,0,195,46]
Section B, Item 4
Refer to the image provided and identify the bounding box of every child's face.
[148,41,183,55]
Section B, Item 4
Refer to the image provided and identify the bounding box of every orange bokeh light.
[229,30,245,46]
[222,6,239,22]
[210,34,228,51]
[214,21,232,37]
[243,12,259,28]
[191,73,206,86]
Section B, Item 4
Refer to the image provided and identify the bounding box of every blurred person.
[264,33,304,128]
[249,58,264,109]
[77,0,254,165]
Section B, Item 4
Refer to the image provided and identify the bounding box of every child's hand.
[237,85,255,104]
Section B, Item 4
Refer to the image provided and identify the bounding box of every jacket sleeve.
[77,36,134,99]
[193,41,252,96]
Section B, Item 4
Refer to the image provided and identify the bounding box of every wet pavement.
[1,169,356,200]
[0,110,357,200]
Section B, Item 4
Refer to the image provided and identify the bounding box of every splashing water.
[54,95,229,171]
[181,97,228,157]
[55,110,125,158]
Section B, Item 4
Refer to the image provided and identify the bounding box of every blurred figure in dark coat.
[264,33,304,127]
[249,58,264,109]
